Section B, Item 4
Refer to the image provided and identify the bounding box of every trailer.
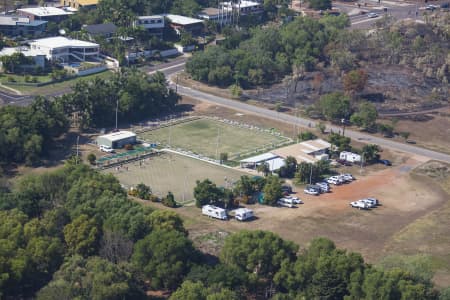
[234,208,254,221]
[202,205,227,220]
[340,151,361,163]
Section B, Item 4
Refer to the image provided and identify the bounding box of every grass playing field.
[102,152,247,204]
[137,118,290,160]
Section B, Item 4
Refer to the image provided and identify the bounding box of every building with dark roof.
[82,23,117,40]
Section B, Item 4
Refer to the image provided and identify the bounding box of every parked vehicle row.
[326,173,354,185]
[202,205,255,221]
[278,196,303,208]
[350,198,380,210]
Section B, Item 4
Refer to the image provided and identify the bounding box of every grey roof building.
[82,23,117,40]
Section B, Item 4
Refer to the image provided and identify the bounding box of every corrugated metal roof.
[99,131,136,142]
[240,152,278,163]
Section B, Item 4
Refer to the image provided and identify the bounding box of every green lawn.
[1,70,112,95]
[102,152,247,203]
[138,118,290,160]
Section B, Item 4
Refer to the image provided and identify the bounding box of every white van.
[235,208,254,221]
[202,205,227,220]
[100,145,115,153]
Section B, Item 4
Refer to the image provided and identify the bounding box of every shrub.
[162,192,177,208]
[87,153,96,165]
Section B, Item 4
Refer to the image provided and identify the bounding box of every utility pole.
[76,135,80,164]
[115,98,119,130]
[360,152,365,175]
[309,163,313,184]
[215,127,220,160]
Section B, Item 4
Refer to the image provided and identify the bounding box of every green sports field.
[102,152,247,204]
[138,118,290,160]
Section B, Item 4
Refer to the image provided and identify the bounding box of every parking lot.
[162,154,447,264]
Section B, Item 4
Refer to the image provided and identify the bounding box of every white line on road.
[352,17,380,25]
[148,63,186,75]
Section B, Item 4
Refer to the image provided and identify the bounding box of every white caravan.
[234,208,254,221]
[350,200,370,210]
[202,205,227,220]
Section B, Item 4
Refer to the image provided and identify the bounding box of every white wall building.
[29,37,99,63]
[17,7,73,22]
[134,15,164,37]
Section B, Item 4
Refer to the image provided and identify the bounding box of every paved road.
[173,83,450,163]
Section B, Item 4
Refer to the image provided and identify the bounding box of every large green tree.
[37,255,144,300]
[193,179,223,208]
[262,175,283,205]
[220,230,298,286]
[350,102,378,130]
[63,214,101,257]
[317,92,351,122]
[132,229,196,290]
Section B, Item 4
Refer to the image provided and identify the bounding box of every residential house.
[0,15,47,37]
[134,15,165,38]
[82,23,117,40]
[61,0,99,9]
[17,7,73,22]
[163,14,204,36]
[29,36,99,63]
[0,47,46,68]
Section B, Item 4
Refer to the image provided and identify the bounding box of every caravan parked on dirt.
[202,205,227,220]
[234,208,254,221]
[360,198,379,208]
[350,200,370,210]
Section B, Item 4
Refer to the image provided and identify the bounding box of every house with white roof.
[0,47,46,68]
[17,7,73,22]
[163,14,204,36]
[0,15,47,37]
[29,36,99,63]
[221,1,264,16]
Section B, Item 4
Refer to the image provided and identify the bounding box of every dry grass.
[102,152,247,203]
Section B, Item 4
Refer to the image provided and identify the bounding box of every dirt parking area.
[165,155,447,266]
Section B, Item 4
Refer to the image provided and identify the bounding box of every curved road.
[173,84,450,163]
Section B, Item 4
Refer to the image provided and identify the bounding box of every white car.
[285,196,303,204]
[99,145,115,153]
[341,174,354,182]
[327,176,343,185]
[304,188,320,196]
[367,12,378,18]
[350,200,370,210]
[277,200,295,208]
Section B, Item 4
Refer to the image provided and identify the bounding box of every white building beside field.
[240,152,285,172]
[97,131,137,149]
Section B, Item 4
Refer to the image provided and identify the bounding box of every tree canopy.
[57,69,180,130]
